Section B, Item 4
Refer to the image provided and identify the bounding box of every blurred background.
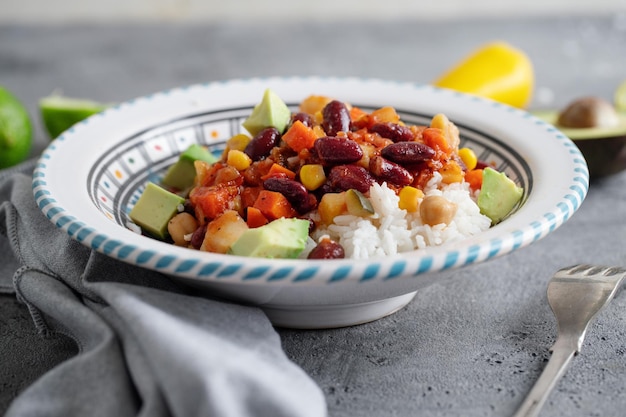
[3,0,626,23]
[2,0,626,154]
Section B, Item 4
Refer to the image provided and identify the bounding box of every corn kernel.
[430,113,449,130]
[313,125,326,138]
[314,111,324,126]
[398,186,424,212]
[227,149,252,171]
[458,147,478,170]
[226,134,251,152]
[299,164,326,190]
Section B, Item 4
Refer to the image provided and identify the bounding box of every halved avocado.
[532,97,626,179]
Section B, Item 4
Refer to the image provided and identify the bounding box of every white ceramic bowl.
[33,77,589,328]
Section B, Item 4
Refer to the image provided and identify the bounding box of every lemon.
[432,41,534,109]
[39,94,108,139]
[614,79,626,112]
[0,86,33,169]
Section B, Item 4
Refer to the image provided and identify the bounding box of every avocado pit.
[533,96,626,179]
[557,96,620,129]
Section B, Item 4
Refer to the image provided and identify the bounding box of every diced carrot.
[253,190,298,220]
[260,163,296,180]
[246,206,269,228]
[189,184,240,220]
[349,106,368,122]
[465,168,484,191]
[422,127,452,155]
[282,120,318,153]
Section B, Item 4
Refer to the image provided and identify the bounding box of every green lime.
[615,79,626,113]
[0,86,33,169]
[39,94,108,139]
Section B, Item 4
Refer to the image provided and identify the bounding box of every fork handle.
[512,340,577,417]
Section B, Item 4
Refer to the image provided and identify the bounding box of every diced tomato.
[190,184,240,221]
[240,186,262,210]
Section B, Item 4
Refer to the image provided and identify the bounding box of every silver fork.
[513,264,626,417]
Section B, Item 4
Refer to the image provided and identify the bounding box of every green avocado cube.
[161,144,218,191]
[228,217,310,258]
[242,89,291,136]
[129,182,185,240]
[477,167,523,224]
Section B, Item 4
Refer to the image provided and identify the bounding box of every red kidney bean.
[369,122,415,142]
[475,160,490,170]
[263,177,318,213]
[322,100,351,136]
[380,141,436,165]
[244,127,281,161]
[369,155,414,186]
[183,199,195,214]
[314,136,363,165]
[327,164,374,193]
[308,238,345,259]
[291,112,314,127]
[190,224,207,249]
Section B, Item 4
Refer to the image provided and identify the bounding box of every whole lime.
[0,86,33,169]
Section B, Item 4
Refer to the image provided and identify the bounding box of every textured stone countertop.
[2,15,626,416]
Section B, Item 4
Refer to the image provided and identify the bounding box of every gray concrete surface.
[2,16,626,416]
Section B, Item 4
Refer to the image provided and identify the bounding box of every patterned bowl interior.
[90,105,532,231]
[35,78,588,287]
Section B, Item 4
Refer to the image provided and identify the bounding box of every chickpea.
[167,212,199,246]
[419,195,457,226]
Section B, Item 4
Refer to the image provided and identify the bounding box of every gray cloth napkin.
[0,159,327,417]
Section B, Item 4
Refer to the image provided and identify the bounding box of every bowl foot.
[262,291,417,329]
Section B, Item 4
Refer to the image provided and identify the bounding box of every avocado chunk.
[161,144,218,191]
[242,89,291,136]
[477,167,523,224]
[129,182,185,240]
[228,217,310,258]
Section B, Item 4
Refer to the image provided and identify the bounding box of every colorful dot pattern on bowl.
[87,106,533,233]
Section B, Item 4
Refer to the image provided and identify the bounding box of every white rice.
[311,172,492,259]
